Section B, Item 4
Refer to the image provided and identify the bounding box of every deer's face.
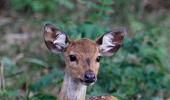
[64,39,100,85]
[43,23,126,86]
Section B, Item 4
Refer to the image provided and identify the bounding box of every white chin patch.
[82,82,94,86]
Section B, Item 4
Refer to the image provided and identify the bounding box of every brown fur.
[64,39,100,80]
[58,39,118,100]
[58,39,117,100]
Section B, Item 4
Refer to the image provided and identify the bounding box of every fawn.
[43,23,126,100]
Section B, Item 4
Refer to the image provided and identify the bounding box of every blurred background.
[0,0,170,100]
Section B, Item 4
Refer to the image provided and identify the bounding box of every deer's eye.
[69,55,77,62]
[96,56,101,62]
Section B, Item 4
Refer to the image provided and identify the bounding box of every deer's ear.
[96,27,127,56]
[43,23,69,53]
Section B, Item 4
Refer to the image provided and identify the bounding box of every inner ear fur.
[96,27,127,56]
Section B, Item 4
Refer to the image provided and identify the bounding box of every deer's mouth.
[79,70,97,86]
[80,79,96,86]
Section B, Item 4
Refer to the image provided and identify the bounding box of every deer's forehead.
[66,39,99,56]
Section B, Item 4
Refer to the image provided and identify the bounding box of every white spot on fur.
[45,27,52,33]
[101,96,105,99]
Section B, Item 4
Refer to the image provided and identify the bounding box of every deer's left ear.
[43,23,69,53]
[96,27,127,56]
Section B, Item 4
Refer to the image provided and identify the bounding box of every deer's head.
[44,23,126,86]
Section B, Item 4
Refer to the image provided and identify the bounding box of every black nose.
[84,70,96,83]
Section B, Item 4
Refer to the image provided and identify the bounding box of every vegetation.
[0,0,170,100]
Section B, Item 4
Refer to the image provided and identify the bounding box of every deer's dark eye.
[69,55,77,62]
[96,56,101,62]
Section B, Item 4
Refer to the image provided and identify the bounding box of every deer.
[43,23,126,100]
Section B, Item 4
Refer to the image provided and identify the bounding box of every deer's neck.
[58,74,87,100]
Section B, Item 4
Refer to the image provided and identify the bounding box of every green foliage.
[30,93,56,100]
[11,0,75,13]
[93,26,169,99]
[29,68,63,92]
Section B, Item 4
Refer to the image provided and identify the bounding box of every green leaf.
[23,58,48,68]
[29,68,63,91]
[30,93,56,100]
[31,1,44,12]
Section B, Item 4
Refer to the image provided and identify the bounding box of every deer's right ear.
[43,23,69,53]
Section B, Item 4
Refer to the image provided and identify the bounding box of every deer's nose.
[84,70,96,83]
